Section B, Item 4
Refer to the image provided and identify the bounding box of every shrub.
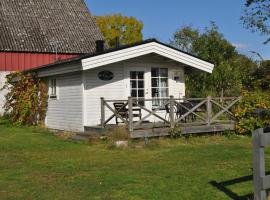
[169,125,183,138]
[235,90,270,135]
[1,72,48,126]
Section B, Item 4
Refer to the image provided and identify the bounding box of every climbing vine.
[1,72,48,126]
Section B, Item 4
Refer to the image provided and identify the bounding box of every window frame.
[49,78,58,99]
[130,71,145,106]
[151,68,169,108]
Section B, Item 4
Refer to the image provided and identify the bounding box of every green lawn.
[0,120,267,200]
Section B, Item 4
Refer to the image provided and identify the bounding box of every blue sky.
[87,0,270,60]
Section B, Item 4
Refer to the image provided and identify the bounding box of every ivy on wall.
[1,72,48,126]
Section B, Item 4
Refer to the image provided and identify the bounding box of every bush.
[1,72,48,126]
[169,125,183,138]
[235,90,270,135]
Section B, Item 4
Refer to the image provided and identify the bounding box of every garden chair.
[113,103,142,125]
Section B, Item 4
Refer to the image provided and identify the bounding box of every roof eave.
[81,41,214,73]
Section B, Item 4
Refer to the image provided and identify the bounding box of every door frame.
[125,64,152,112]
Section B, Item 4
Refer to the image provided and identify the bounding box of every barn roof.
[0,0,103,54]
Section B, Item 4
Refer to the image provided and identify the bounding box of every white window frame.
[49,78,58,99]
[130,71,145,106]
[151,68,169,108]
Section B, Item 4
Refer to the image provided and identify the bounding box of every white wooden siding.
[46,72,84,132]
[37,61,82,77]
[168,66,185,98]
[84,64,126,126]
[0,71,10,116]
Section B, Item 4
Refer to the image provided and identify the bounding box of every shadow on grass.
[209,176,253,200]
[210,171,270,200]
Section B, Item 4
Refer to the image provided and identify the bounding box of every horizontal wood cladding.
[46,72,84,132]
[0,52,79,71]
[84,64,126,126]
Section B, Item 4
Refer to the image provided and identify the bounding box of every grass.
[0,119,269,199]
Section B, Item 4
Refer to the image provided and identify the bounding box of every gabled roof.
[30,39,215,74]
[0,0,103,54]
[82,39,214,73]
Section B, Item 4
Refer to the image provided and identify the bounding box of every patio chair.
[113,103,129,124]
[176,101,197,122]
[113,103,142,125]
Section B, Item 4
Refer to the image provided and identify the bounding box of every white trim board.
[81,42,214,73]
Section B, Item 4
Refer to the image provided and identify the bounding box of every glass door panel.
[130,71,145,106]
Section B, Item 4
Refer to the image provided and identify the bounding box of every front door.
[129,71,145,105]
[127,67,152,121]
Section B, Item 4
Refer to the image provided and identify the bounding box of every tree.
[241,0,270,44]
[171,25,199,53]
[251,60,270,90]
[95,14,143,48]
[171,23,256,97]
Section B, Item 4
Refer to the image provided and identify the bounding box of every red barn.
[0,0,103,114]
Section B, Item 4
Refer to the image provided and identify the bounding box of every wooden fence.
[253,128,270,200]
[100,96,242,134]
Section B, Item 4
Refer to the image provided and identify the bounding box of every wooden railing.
[100,96,242,133]
[252,128,270,200]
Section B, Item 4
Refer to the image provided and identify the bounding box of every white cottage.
[31,39,214,132]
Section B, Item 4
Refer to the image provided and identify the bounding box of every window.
[151,68,169,107]
[130,71,145,106]
[50,79,57,99]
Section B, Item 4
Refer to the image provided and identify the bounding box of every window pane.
[151,68,159,77]
[131,80,137,89]
[160,88,168,97]
[160,68,168,77]
[138,81,144,88]
[152,88,159,98]
[160,78,168,87]
[131,90,137,97]
[151,78,159,87]
[130,72,137,79]
[137,72,144,80]
[51,79,56,95]
[138,90,144,97]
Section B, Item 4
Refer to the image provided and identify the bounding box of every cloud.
[232,43,249,50]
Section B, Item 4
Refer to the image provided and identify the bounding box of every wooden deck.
[85,122,235,139]
[130,122,235,138]
[95,96,241,139]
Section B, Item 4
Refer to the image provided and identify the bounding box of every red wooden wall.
[0,52,80,71]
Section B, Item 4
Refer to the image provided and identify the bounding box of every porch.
[96,96,242,138]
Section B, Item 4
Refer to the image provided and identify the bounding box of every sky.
[87,0,270,60]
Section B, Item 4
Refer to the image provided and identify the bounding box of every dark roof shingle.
[0,0,103,54]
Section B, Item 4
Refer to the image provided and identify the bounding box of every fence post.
[170,96,175,128]
[100,97,105,128]
[128,97,133,133]
[253,128,267,200]
[206,96,212,126]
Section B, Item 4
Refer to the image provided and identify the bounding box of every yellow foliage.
[95,14,143,48]
[235,90,270,135]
